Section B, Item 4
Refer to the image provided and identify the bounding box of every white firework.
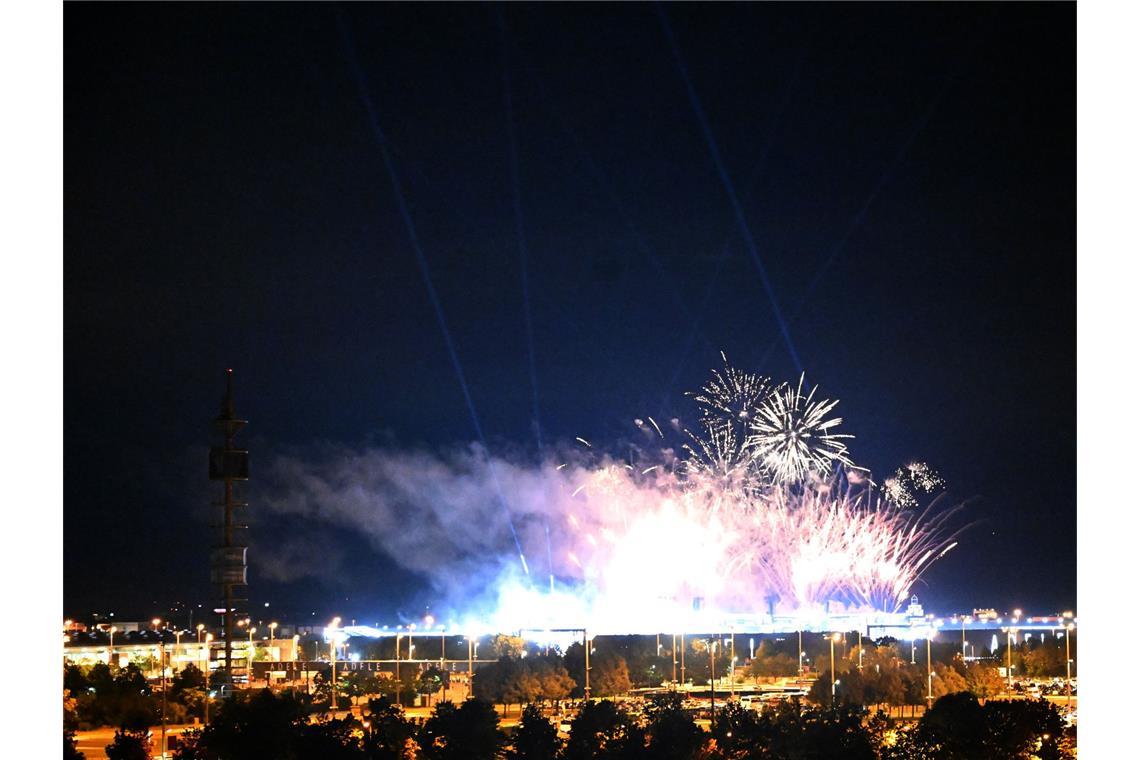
[682,418,751,482]
[689,352,771,428]
[882,461,946,509]
[746,374,854,483]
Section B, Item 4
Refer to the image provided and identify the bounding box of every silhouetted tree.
[193,689,308,759]
[294,715,366,759]
[885,694,1075,760]
[589,653,632,698]
[64,729,85,760]
[508,703,561,760]
[643,692,707,760]
[105,729,151,760]
[364,696,416,760]
[171,664,207,699]
[564,699,645,760]
[417,699,504,760]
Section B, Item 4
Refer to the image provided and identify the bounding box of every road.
[74,724,197,759]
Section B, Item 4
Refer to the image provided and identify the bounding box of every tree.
[171,664,207,700]
[488,634,526,659]
[963,662,1004,703]
[341,670,383,706]
[417,666,448,706]
[473,657,523,713]
[65,663,91,696]
[748,651,799,679]
[760,701,877,760]
[508,703,561,760]
[563,642,587,696]
[64,729,85,760]
[105,729,151,760]
[748,641,801,680]
[364,696,416,760]
[294,715,366,759]
[417,699,504,760]
[885,693,1075,760]
[709,700,764,759]
[564,699,645,760]
[929,663,969,700]
[643,692,707,760]
[193,688,308,759]
[984,698,1071,759]
[532,658,575,706]
[590,653,632,698]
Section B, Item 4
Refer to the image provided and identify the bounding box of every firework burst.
[745,374,854,483]
[882,461,946,509]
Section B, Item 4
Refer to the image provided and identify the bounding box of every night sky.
[65,3,1074,624]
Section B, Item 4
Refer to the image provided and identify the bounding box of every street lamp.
[680,632,686,688]
[395,627,403,706]
[1065,622,1075,714]
[1002,627,1014,694]
[830,633,841,704]
[109,626,118,667]
[798,629,803,675]
[926,633,934,706]
[729,632,736,699]
[152,618,161,632]
[584,630,593,701]
[671,633,678,687]
[204,633,213,675]
[708,639,717,725]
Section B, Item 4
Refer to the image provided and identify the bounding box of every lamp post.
[672,633,678,687]
[468,635,474,698]
[329,616,341,708]
[109,626,117,667]
[830,633,841,704]
[680,632,686,688]
[1065,623,1074,714]
[248,626,256,684]
[269,622,278,650]
[729,632,736,699]
[329,638,337,708]
[584,630,591,702]
[708,639,716,726]
[798,630,803,675]
[926,634,933,707]
[160,640,167,759]
[439,625,446,667]
[203,633,213,676]
[395,629,402,706]
[1004,628,1014,694]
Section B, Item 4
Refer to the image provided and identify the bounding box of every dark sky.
[65,2,1074,625]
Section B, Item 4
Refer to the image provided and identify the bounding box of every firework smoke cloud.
[259,356,965,632]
